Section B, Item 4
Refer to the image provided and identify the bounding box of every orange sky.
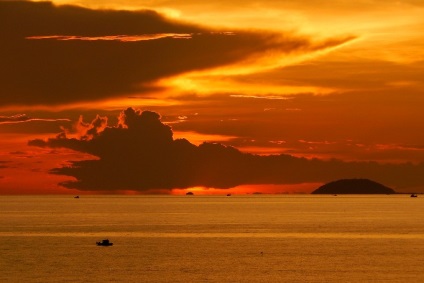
[1,0,424,194]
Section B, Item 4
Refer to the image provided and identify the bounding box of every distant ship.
[410,194,418,197]
[96,239,113,246]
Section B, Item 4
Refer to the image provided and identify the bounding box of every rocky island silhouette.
[312,178,396,194]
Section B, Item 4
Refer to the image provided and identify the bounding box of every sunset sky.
[1,0,424,194]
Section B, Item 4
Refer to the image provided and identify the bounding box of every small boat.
[96,239,113,246]
[410,194,418,197]
[74,196,79,199]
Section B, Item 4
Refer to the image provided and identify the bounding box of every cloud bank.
[29,108,424,192]
[0,1,354,106]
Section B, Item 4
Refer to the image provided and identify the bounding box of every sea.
[1,195,423,282]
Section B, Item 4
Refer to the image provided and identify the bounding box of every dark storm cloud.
[29,108,424,192]
[0,1,355,106]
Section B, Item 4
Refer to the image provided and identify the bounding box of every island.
[311,178,396,194]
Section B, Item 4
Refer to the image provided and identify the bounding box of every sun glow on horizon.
[172,183,321,195]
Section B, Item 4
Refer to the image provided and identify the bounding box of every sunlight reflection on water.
[1,195,423,282]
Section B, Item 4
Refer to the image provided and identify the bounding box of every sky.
[1,0,424,195]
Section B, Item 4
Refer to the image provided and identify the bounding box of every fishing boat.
[96,239,113,246]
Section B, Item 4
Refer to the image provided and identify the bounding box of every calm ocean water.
[1,195,423,282]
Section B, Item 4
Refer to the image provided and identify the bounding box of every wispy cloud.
[0,114,70,125]
[0,161,10,169]
[229,95,292,100]
[26,33,193,42]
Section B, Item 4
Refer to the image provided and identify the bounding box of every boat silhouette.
[96,239,113,246]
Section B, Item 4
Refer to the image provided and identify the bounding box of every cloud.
[0,114,32,124]
[0,1,355,107]
[29,107,424,192]
[0,114,70,124]
[0,161,10,169]
[26,33,193,42]
[0,113,72,135]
